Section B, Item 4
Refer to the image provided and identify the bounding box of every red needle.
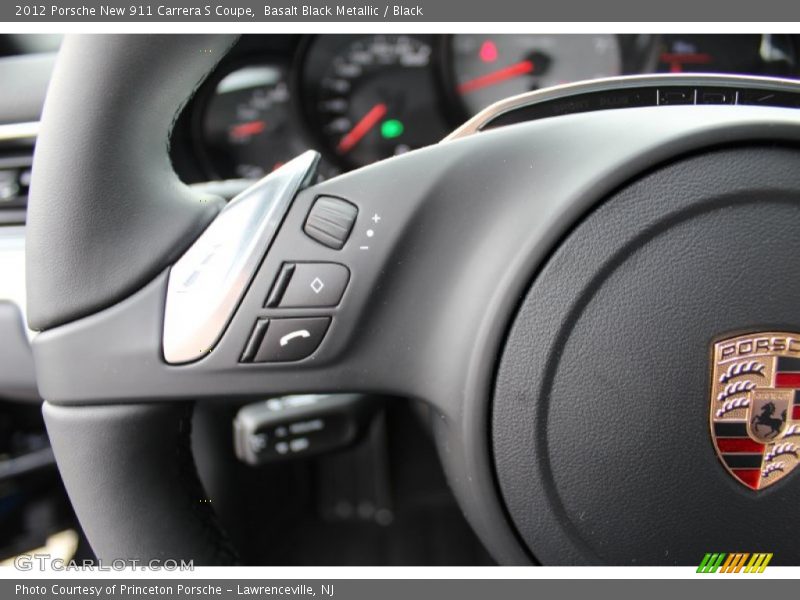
[457,60,535,94]
[659,52,712,73]
[229,120,266,139]
[337,103,388,154]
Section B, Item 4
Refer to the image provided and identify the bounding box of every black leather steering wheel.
[28,34,800,565]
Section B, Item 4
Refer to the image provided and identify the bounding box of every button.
[253,317,331,362]
[304,196,358,249]
[268,263,349,308]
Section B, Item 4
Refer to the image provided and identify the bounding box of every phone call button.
[253,317,331,363]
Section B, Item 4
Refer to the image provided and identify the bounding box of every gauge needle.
[659,52,712,73]
[338,103,388,154]
[457,60,535,94]
[229,120,266,139]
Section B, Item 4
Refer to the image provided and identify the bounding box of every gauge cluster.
[301,35,449,170]
[184,34,799,182]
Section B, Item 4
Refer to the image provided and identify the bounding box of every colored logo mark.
[697,552,773,573]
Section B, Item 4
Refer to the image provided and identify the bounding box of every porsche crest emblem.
[711,333,800,490]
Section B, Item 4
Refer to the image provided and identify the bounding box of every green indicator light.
[380,119,404,139]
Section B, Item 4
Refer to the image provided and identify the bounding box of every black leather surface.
[493,146,800,564]
[43,401,238,564]
[26,35,236,331]
[29,34,243,564]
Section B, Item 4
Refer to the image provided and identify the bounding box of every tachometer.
[302,35,449,169]
[202,63,309,179]
[450,34,625,116]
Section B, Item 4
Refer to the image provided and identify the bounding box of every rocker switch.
[304,196,358,250]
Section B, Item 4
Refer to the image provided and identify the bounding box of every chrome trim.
[444,74,800,141]
[0,225,30,338]
[163,150,320,364]
[0,121,39,144]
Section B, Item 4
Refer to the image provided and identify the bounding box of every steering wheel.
[28,35,800,565]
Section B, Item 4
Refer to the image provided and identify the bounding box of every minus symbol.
[360,246,369,250]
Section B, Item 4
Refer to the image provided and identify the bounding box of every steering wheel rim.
[28,35,800,564]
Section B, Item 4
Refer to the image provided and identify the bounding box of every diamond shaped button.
[273,263,350,308]
[310,277,325,294]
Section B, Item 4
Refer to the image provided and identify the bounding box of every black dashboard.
[174,33,800,183]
